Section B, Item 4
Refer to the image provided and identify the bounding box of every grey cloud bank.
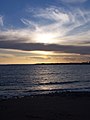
[0,40,90,55]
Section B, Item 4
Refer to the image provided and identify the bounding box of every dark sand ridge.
[0,92,90,120]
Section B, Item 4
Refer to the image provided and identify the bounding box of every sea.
[0,64,90,98]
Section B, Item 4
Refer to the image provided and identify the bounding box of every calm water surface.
[0,65,90,98]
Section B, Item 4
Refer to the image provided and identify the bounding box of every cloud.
[60,0,87,3]
[27,56,51,60]
[21,18,38,30]
[34,7,70,23]
[0,6,90,46]
[0,16,3,26]
[0,40,90,55]
[22,6,90,45]
[0,5,90,57]
[0,29,34,43]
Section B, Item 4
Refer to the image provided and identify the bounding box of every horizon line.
[0,62,90,65]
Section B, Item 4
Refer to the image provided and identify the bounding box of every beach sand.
[0,92,90,120]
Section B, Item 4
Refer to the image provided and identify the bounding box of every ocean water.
[0,64,90,98]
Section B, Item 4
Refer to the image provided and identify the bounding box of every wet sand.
[0,92,90,120]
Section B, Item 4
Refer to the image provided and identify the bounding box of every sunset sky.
[0,0,90,64]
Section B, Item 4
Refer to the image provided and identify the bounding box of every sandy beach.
[0,92,90,120]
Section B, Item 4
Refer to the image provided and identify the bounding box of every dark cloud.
[80,41,90,44]
[0,40,90,55]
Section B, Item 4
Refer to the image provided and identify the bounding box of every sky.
[0,0,90,64]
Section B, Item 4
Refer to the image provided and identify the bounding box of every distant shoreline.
[0,62,90,66]
[36,62,90,65]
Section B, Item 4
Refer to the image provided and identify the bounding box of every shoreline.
[0,91,90,100]
[0,92,90,120]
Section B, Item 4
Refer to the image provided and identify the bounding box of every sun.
[34,32,56,44]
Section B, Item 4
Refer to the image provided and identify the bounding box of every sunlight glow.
[33,33,56,44]
[30,51,54,55]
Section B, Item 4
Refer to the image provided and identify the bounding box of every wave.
[38,80,90,86]
[25,87,90,93]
